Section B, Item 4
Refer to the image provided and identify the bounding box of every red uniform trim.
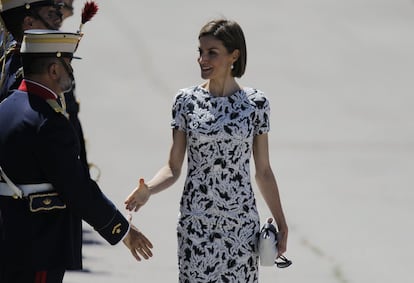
[18,79,58,101]
[34,271,47,283]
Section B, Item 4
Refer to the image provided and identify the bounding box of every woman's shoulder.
[242,87,269,108]
[174,85,207,100]
[243,87,266,98]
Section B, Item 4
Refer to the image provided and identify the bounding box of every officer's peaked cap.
[0,0,55,12]
[21,29,82,58]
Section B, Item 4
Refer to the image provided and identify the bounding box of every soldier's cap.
[0,0,56,13]
[21,29,82,59]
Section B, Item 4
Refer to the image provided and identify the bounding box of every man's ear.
[48,62,60,79]
[22,16,35,30]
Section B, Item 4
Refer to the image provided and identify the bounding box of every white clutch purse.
[258,218,278,266]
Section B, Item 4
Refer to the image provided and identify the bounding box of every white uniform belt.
[0,182,54,197]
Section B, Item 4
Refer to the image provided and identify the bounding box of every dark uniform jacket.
[0,35,88,167]
[64,84,88,166]
[0,80,129,271]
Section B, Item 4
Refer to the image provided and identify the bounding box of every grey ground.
[61,1,414,282]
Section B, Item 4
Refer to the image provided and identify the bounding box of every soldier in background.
[0,0,63,101]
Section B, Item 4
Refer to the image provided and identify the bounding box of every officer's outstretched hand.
[125,178,150,212]
[122,216,153,261]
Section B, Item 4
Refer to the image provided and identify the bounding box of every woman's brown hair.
[198,19,247,78]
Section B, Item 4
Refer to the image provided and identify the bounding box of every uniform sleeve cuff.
[95,210,130,245]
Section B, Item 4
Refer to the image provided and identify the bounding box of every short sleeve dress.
[171,85,270,283]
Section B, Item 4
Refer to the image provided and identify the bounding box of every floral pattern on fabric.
[171,85,270,282]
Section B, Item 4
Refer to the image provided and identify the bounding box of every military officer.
[1,0,91,179]
[0,0,63,101]
[0,30,153,283]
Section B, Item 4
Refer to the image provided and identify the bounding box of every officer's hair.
[198,19,247,78]
[21,55,58,76]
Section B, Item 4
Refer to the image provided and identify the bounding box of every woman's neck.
[203,78,241,97]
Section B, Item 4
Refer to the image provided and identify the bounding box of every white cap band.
[21,29,82,56]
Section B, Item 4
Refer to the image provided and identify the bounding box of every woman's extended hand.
[125,178,150,212]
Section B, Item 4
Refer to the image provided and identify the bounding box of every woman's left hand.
[125,178,150,212]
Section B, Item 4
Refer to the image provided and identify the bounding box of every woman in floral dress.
[125,19,288,282]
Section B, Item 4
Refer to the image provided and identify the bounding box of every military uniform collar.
[18,79,58,100]
[18,79,67,116]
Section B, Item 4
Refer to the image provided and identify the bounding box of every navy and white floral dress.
[171,85,270,283]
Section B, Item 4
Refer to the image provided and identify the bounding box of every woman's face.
[197,35,236,80]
